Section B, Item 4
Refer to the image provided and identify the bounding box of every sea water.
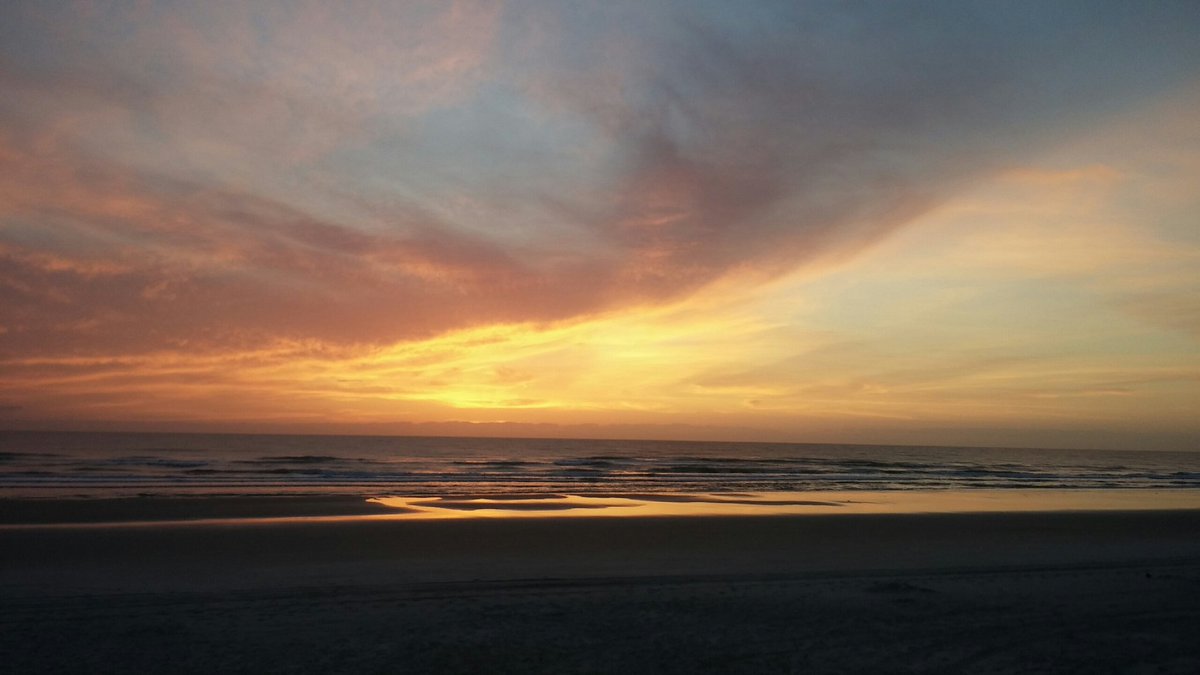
[2,430,1197,499]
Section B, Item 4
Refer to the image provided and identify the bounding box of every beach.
[5,0,1200,670]
[3,502,1199,673]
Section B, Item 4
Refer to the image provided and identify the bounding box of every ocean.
[1,430,1197,500]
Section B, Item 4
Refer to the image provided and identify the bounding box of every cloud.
[1,1,1198,363]
[0,130,616,357]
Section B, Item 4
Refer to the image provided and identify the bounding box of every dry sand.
[2,506,1199,673]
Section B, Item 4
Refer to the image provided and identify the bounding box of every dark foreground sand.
[2,508,1199,674]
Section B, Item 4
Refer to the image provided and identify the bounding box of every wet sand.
[0,495,402,525]
[2,508,1199,673]
[4,488,1198,526]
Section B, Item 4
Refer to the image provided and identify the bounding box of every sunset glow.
[2,2,1198,449]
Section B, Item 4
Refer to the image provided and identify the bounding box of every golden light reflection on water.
[370,490,1200,520]
[6,490,1197,531]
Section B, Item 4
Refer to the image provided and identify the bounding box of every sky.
[2,1,1199,450]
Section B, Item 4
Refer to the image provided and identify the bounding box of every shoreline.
[2,488,1199,527]
[0,494,400,526]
